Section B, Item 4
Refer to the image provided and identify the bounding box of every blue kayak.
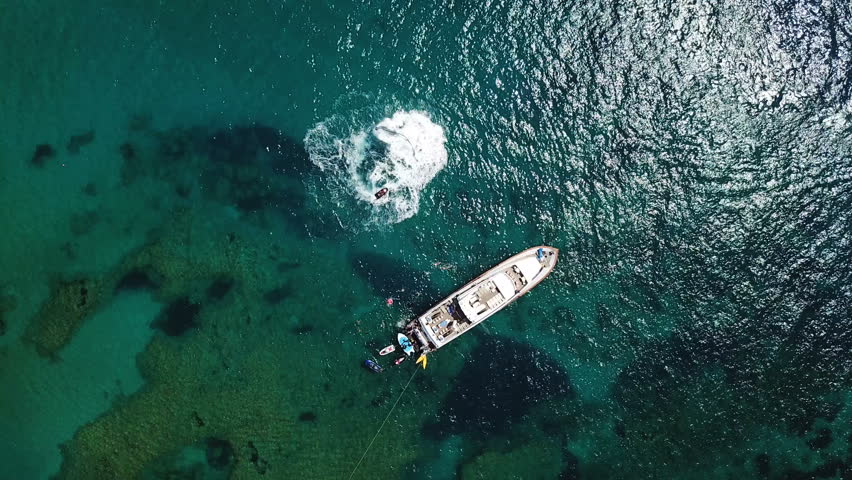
[364,358,383,373]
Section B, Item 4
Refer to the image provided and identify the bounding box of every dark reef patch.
[69,210,99,237]
[119,142,135,161]
[755,453,771,478]
[116,269,159,291]
[235,191,273,212]
[207,125,282,165]
[779,458,850,479]
[206,277,234,300]
[205,124,311,174]
[117,120,332,239]
[806,427,833,450]
[174,183,191,198]
[128,113,151,132]
[263,284,292,305]
[246,441,269,475]
[205,438,234,470]
[158,129,193,160]
[198,124,331,236]
[82,182,97,196]
[559,450,580,480]
[277,261,300,272]
[152,296,200,336]
[0,292,12,338]
[192,411,205,427]
[613,421,626,438]
[31,143,56,166]
[67,130,95,154]
[423,335,573,438]
[298,411,317,422]
[610,288,852,471]
[291,324,313,335]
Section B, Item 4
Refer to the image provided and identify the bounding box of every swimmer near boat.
[374,187,389,199]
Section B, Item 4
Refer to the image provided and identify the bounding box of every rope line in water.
[347,367,419,480]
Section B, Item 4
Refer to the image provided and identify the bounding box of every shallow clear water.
[0,1,850,479]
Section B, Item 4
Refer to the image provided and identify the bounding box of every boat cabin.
[411,248,557,352]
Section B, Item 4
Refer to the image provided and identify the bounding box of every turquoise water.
[1,1,850,479]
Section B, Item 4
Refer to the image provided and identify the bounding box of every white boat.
[404,246,558,353]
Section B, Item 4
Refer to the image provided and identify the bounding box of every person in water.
[433,261,455,271]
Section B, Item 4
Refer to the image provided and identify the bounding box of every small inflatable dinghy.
[378,345,395,356]
[397,333,415,356]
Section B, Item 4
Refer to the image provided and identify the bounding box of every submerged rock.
[119,142,135,161]
[128,113,151,132]
[31,143,56,166]
[205,438,234,470]
[806,427,833,450]
[0,292,13,337]
[152,296,201,336]
[67,130,95,154]
[246,441,269,475]
[116,269,159,291]
[206,277,234,300]
[754,453,771,478]
[424,335,573,438]
[69,210,100,237]
[263,284,291,305]
[291,324,313,335]
[205,124,311,174]
[81,182,97,196]
[298,411,316,422]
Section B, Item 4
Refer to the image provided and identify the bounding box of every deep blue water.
[0,1,850,479]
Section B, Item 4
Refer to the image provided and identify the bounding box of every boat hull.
[405,246,558,353]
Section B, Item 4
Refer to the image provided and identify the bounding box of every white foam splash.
[305,109,447,227]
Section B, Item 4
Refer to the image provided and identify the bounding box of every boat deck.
[505,266,527,291]
[406,246,558,353]
[422,300,467,340]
